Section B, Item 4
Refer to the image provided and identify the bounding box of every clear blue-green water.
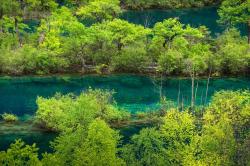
[1,75,250,116]
[0,75,249,153]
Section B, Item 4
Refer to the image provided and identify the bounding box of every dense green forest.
[0,0,249,165]
[0,0,249,76]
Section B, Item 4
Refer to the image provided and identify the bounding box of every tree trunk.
[38,31,45,45]
[177,80,180,109]
[159,73,163,99]
[15,17,22,47]
[194,81,199,103]
[205,68,212,105]
[81,58,86,73]
[248,20,250,44]
[181,95,184,112]
[191,73,195,110]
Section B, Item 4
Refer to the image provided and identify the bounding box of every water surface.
[0,75,249,116]
[0,75,249,152]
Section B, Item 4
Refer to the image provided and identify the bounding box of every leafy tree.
[77,0,121,22]
[152,19,209,108]
[215,28,250,74]
[218,0,250,43]
[160,109,196,165]
[202,90,250,165]
[111,44,151,72]
[0,139,41,166]
[49,119,123,165]
[72,119,124,166]
[63,0,89,8]
[62,22,114,72]
[0,0,20,19]
[183,43,210,108]
[150,18,204,63]
[103,19,151,51]
[122,128,167,166]
[37,7,86,72]
[157,48,183,74]
[38,7,83,52]
[35,89,130,132]
[25,0,58,18]
[200,117,236,165]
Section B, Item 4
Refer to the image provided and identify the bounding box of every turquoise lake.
[1,75,250,116]
[1,6,249,153]
[0,75,250,153]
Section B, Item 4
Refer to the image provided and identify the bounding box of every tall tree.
[122,128,167,165]
[73,119,124,166]
[160,109,196,165]
[76,0,121,22]
[218,0,250,43]
[103,19,151,51]
[0,139,41,166]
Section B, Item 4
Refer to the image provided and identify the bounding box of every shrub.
[1,113,18,122]
[35,89,131,131]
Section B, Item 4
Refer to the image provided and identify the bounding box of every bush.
[215,29,250,74]
[0,45,69,75]
[1,113,18,122]
[111,46,150,72]
[35,89,131,131]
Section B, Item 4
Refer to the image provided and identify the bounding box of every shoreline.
[0,72,249,80]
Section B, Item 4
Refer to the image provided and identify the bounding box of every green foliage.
[72,119,124,166]
[218,0,249,26]
[157,48,183,74]
[201,90,250,165]
[0,45,67,75]
[151,18,211,77]
[160,109,196,165]
[1,113,18,122]
[1,90,250,165]
[200,117,236,165]
[38,7,84,54]
[1,1,250,165]
[215,28,250,74]
[77,0,121,22]
[122,128,167,166]
[111,45,150,72]
[205,90,250,138]
[103,19,151,51]
[0,4,249,75]
[0,139,41,166]
[0,0,21,18]
[35,89,130,132]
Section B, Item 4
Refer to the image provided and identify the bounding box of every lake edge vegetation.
[0,0,249,77]
[0,89,249,165]
[0,0,249,165]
